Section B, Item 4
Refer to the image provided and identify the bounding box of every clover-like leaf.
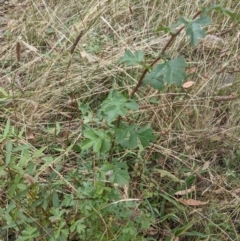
[118,50,144,66]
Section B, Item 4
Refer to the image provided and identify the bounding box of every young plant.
[1,3,238,241]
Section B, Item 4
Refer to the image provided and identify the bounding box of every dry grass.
[0,0,240,240]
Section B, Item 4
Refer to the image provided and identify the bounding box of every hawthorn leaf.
[136,126,156,147]
[118,50,144,66]
[100,139,112,153]
[109,168,130,187]
[80,138,96,151]
[178,16,212,46]
[144,57,187,90]
[111,161,130,187]
[124,101,138,110]
[93,139,102,153]
[128,130,138,149]
[115,122,156,149]
[100,90,138,125]
[143,67,165,90]
[100,161,130,187]
[116,123,139,149]
[83,128,98,140]
[80,128,111,153]
[75,219,86,234]
[115,125,129,143]
[100,163,114,172]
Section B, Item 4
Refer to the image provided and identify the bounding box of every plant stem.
[130,10,202,99]
[111,11,202,161]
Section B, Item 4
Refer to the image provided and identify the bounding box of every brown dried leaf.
[187,67,198,74]
[233,188,240,194]
[213,188,225,194]
[26,132,35,140]
[7,19,15,28]
[175,186,196,196]
[21,40,38,53]
[178,198,208,206]
[201,161,210,171]
[189,208,203,215]
[24,174,35,185]
[182,81,195,89]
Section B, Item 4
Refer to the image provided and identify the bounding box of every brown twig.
[16,42,21,62]
[130,10,202,99]
[111,10,203,161]
[70,31,83,54]
[213,95,236,102]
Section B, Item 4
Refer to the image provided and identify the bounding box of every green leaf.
[17,183,27,190]
[100,163,114,172]
[157,19,183,34]
[52,190,60,208]
[136,126,156,147]
[173,222,194,237]
[80,139,95,150]
[0,87,8,97]
[100,161,130,187]
[157,26,175,34]
[12,144,30,152]
[100,90,138,125]
[129,131,138,148]
[32,146,47,159]
[110,168,129,187]
[118,50,144,66]
[18,150,32,168]
[207,4,238,21]
[144,57,187,90]
[178,15,212,46]
[184,231,209,238]
[5,141,13,165]
[8,184,17,197]
[102,161,130,187]
[80,128,111,153]
[16,227,39,241]
[160,194,184,211]
[116,123,156,149]
[76,220,86,234]
[3,119,11,139]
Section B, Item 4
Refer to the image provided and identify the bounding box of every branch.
[130,10,202,98]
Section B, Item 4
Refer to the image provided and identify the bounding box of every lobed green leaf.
[100,90,138,125]
[118,50,144,66]
[178,15,212,46]
[144,57,187,90]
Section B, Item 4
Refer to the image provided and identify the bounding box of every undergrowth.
[0,0,240,240]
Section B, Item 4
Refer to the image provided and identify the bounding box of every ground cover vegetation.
[0,0,240,240]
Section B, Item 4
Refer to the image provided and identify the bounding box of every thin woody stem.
[110,11,202,162]
[130,10,202,99]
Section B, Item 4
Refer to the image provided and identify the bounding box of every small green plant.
[1,3,239,241]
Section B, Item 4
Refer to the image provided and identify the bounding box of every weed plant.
[0,0,240,240]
